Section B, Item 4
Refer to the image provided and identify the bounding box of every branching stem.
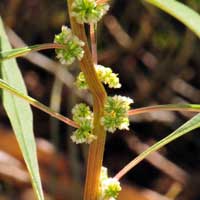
[0,43,63,61]
[0,79,79,128]
[128,104,200,116]
[67,1,107,200]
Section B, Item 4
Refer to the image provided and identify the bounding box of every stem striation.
[67,1,107,200]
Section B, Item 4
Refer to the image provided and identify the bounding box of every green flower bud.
[71,120,96,144]
[75,71,88,89]
[54,26,84,65]
[98,167,121,200]
[71,0,109,24]
[102,178,121,199]
[101,95,133,133]
[71,103,96,144]
[76,64,121,89]
[72,103,92,124]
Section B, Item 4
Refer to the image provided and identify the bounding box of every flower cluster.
[54,26,84,65]
[71,103,96,144]
[76,64,121,89]
[101,95,133,133]
[98,167,121,200]
[71,0,109,24]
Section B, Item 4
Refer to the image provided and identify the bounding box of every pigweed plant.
[0,0,200,200]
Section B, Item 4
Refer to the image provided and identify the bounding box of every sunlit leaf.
[0,17,44,200]
[0,43,62,61]
[116,113,200,179]
[0,78,78,128]
[145,0,200,38]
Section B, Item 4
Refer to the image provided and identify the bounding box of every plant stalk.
[0,43,63,61]
[0,79,78,128]
[96,0,109,4]
[67,1,107,200]
[128,104,200,116]
[114,113,200,181]
[90,23,97,64]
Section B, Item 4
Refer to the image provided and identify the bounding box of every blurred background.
[0,0,200,199]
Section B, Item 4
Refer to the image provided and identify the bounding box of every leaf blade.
[0,17,44,200]
[0,78,78,128]
[0,43,62,61]
[145,0,200,38]
[115,113,200,179]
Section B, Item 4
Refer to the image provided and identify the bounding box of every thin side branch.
[0,43,64,61]
[0,79,79,128]
[128,104,200,116]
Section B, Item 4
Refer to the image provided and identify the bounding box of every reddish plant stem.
[90,23,98,64]
[115,105,200,181]
[96,0,109,4]
[67,1,107,200]
[128,104,200,116]
[30,43,64,51]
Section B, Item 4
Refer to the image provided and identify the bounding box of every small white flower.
[98,167,121,200]
[54,26,84,65]
[71,103,96,144]
[101,95,133,133]
[76,64,121,89]
[71,0,109,24]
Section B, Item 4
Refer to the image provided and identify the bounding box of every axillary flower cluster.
[71,0,109,24]
[54,0,133,199]
[54,26,84,65]
[54,0,133,144]
[98,167,121,200]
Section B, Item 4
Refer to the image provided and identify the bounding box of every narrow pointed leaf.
[0,43,62,61]
[145,0,200,38]
[0,17,44,200]
[0,78,78,128]
[0,45,36,61]
[116,113,200,179]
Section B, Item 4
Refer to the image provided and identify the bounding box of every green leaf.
[116,113,200,179]
[0,78,78,128]
[0,17,44,200]
[0,46,34,61]
[0,43,62,61]
[145,0,200,38]
[135,113,200,162]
